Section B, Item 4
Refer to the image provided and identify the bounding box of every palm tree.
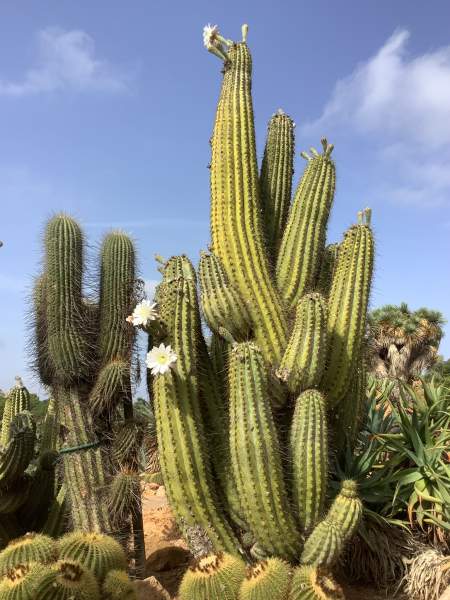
[367,303,445,383]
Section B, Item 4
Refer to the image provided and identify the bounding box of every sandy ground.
[141,481,405,600]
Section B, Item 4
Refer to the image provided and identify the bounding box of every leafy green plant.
[377,379,450,544]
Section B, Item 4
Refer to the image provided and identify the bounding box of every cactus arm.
[260,110,295,263]
[0,412,36,486]
[209,38,287,364]
[229,342,301,560]
[276,140,335,312]
[0,394,13,447]
[290,390,328,534]
[321,219,374,406]
[315,243,339,297]
[277,293,328,394]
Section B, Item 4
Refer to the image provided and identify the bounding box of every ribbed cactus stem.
[260,110,295,262]
[198,251,252,342]
[290,390,328,534]
[0,413,35,486]
[0,395,13,447]
[229,342,301,560]
[277,293,328,393]
[97,231,135,365]
[301,480,362,568]
[34,560,100,600]
[61,391,111,533]
[277,139,336,312]
[321,218,374,406]
[333,360,367,452]
[316,243,339,297]
[44,214,90,385]
[209,37,287,365]
[10,378,30,415]
[154,268,240,554]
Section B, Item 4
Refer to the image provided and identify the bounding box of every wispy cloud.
[303,30,450,206]
[0,28,130,96]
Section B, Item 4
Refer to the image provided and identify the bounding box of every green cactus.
[18,451,58,532]
[260,110,295,263]
[34,560,100,600]
[0,394,13,448]
[209,34,287,365]
[0,534,56,576]
[238,558,291,600]
[108,470,141,525]
[0,477,30,515]
[58,531,127,582]
[289,566,345,599]
[229,342,301,560]
[277,139,336,313]
[0,413,35,487]
[321,211,374,406]
[139,25,376,577]
[301,481,362,568]
[44,214,90,385]
[290,390,328,534]
[0,563,41,600]
[199,251,252,342]
[9,378,30,417]
[103,569,137,600]
[42,485,67,539]
[315,244,339,297]
[277,294,328,393]
[179,553,246,600]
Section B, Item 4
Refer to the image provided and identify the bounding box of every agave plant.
[376,379,450,545]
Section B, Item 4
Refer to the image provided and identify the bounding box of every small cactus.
[238,558,292,600]
[34,560,100,600]
[57,531,127,582]
[289,566,345,599]
[179,553,246,600]
[0,534,56,576]
[103,569,138,600]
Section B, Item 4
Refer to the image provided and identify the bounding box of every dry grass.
[404,549,450,600]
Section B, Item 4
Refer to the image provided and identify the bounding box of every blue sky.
[1,1,449,394]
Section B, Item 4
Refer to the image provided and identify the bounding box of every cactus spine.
[34,560,100,600]
[0,534,56,576]
[260,110,295,262]
[103,569,138,600]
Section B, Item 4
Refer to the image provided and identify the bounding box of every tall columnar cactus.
[33,215,145,573]
[209,26,287,365]
[145,23,375,591]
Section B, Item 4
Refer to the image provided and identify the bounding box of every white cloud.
[0,28,129,96]
[303,30,450,206]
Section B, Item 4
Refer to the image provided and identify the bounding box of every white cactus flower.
[129,300,158,327]
[203,24,219,48]
[146,343,177,375]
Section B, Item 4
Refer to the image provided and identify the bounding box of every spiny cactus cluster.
[178,551,345,600]
[0,531,136,599]
[0,378,62,548]
[131,23,374,596]
[32,215,145,575]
